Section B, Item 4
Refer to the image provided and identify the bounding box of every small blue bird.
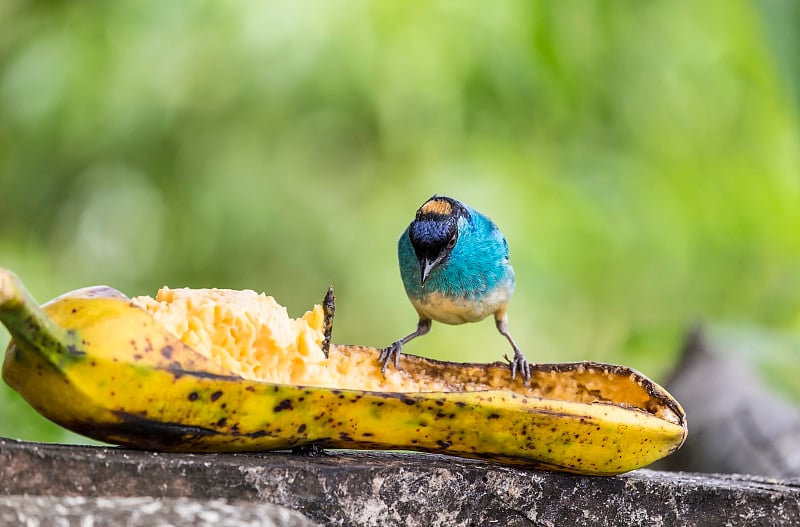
[380,195,531,384]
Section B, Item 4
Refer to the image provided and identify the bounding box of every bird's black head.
[408,195,469,285]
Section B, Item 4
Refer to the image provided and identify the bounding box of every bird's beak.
[420,257,437,287]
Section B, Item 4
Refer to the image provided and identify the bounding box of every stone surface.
[0,495,319,527]
[2,438,799,526]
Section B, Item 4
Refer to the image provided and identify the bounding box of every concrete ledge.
[2,438,799,526]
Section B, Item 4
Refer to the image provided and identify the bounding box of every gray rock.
[1,438,799,526]
[658,327,800,477]
[0,495,319,527]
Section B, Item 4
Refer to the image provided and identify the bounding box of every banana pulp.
[0,268,687,475]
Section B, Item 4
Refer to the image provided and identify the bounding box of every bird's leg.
[379,318,431,376]
[495,315,531,386]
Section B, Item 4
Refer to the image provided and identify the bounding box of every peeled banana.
[0,268,687,475]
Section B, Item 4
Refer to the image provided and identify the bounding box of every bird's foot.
[379,319,429,377]
[378,341,403,377]
[504,349,532,386]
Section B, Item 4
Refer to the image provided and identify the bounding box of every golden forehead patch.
[419,198,452,216]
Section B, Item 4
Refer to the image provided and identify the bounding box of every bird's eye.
[446,237,456,249]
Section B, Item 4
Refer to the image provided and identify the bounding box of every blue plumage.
[381,195,531,384]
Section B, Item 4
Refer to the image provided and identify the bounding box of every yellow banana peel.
[0,268,686,475]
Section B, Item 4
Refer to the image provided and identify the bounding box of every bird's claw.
[505,351,531,387]
[378,342,402,377]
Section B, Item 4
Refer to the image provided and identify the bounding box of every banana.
[0,268,687,475]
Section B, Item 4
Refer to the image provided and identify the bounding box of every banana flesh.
[0,268,687,475]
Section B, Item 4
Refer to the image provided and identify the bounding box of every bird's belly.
[409,287,511,325]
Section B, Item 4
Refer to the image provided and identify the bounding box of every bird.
[380,195,531,385]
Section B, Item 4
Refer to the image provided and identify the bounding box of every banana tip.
[0,268,18,306]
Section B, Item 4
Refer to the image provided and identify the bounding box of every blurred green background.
[2,0,800,444]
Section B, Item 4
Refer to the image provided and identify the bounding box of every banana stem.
[0,268,21,309]
[0,268,69,354]
[322,285,335,358]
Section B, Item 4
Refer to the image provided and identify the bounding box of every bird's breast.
[409,284,513,325]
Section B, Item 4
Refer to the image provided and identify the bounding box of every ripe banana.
[0,268,687,475]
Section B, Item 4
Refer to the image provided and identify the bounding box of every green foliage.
[1,0,799,443]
